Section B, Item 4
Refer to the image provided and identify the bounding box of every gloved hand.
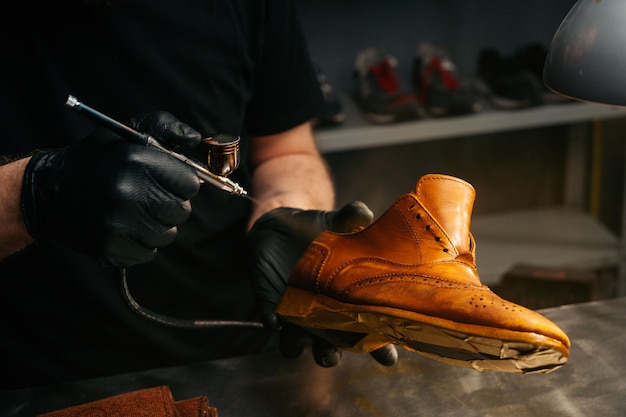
[20,111,202,267]
[248,201,398,367]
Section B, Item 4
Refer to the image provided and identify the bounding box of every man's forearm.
[248,152,335,229]
[249,152,335,226]
[0,158,33,259]
[246,122,335,229]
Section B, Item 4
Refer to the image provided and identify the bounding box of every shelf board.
[471,207,620,286]
[315,97,626,153]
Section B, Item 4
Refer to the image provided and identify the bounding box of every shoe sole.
[277,287,569,374]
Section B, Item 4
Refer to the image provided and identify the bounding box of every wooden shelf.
[315,97,626,153]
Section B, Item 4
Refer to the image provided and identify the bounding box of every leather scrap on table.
[37,385,218,417]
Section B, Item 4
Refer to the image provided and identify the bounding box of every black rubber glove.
[248,201,398,367]
[21,111,202,267]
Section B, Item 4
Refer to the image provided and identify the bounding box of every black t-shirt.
[0,0,325,389]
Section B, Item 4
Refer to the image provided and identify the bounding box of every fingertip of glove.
[314,348,342,368]
[261,314,281,331]
[312,338,342,368]
[180,124,202,146]
[370,344,399,367]
[329,201,374,233]
[348,200,374,222]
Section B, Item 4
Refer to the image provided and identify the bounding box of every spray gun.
[66,94,262,329]
[65,95,249,198]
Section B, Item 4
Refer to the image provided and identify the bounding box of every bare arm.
[0,157,33,259]
[247,121,334,229]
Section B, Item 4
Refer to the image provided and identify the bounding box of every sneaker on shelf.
[474,47,544,109]
[353,47,423,124]
[313,63,346,128]
[277,173,570,374]
[411,42,482,117]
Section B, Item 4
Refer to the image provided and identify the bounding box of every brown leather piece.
[175,396,218,417]
[38,386,217,417]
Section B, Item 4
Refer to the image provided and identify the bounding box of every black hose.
[117,268,264,329]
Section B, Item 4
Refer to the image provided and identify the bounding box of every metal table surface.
[3,297,626,417]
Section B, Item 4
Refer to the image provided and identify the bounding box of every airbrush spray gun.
[65,95,249,198]
[66,94,262,329]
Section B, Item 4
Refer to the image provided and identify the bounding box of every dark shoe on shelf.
[412,42,482,117]
[277,174,570,374]
[353,47,423,124]
[475,47,544,109]
[509,42,574,105]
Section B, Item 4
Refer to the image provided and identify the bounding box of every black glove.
[21,111,202,267]
[248,201,398,367]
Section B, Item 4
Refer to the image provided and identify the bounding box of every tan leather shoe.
[277,174,570,374]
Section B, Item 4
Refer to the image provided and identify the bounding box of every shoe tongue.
[415,174,475,252]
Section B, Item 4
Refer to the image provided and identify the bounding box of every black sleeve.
[245,0,325,136]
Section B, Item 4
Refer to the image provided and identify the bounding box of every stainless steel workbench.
[3,297,626,417]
